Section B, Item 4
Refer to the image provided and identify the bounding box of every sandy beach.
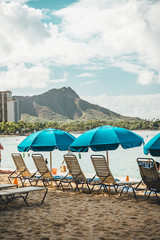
[0,174,160,240]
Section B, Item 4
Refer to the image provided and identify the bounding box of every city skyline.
[0,0,160,120]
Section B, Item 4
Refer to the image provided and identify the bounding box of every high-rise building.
[0,91,20,122]
[13,98,19,123]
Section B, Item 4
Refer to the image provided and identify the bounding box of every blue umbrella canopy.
[70,125,144,152]
[18,128,76,171]
[144,133,160,156]
[18,128,76,152]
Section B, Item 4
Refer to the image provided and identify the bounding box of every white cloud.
[82,93,160,120]
[81,80,98,86]
[137,70,154,85]
[75,72,95,78]
[54,0,160,83]
[0,63,50,89]
[158,73,160,84]
[49,72,68,83]
[49,78,67,83]
[2,0,29,3]
[0,1,50,64]
[0,0,160,89]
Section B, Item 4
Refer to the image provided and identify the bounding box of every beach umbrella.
[70,125,144,164]
[144,133,160,156]
[17,128,76,170]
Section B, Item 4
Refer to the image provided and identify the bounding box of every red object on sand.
[0,169,13,174]
[0,143,4,150]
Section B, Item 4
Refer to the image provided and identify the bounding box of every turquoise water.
[0,130,159,181]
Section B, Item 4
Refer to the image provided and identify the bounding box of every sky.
[0,0,160,120]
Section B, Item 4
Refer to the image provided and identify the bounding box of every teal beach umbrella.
[17,128,76,170]
[70,125,144,152]
[144,133,160,156]
[70,125,144,164]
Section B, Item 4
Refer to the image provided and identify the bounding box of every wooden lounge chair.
[0,186,48,210]
[9,153,39,186]
[58,154,104,193]
[134,158,160,203]
[0,184,18,190]
[32,154,61,187]
[91,155,139,195]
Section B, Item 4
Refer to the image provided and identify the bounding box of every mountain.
[15,87,137,122]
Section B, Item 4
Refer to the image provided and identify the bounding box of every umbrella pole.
[106,151,109,166]
[50,151,52,172]
[106,151,110,193]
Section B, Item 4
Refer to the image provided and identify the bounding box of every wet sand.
[0,174,160,240]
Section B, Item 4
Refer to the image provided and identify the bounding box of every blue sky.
[0,0,160,119]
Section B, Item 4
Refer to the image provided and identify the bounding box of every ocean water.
[0,130,159,181]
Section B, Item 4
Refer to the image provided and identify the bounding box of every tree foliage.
[0,119,160,135]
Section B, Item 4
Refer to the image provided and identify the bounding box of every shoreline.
[0,129,159,138]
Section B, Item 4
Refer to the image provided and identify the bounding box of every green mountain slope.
[15,87,138,122]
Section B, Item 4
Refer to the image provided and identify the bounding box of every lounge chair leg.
[42,180,47,187]
[8,177,12,184]
[155,192,160,204]
[126,186,129,193]
[40,188,48,205]
[132,188,137,199]
[120,186,125,196]
[91,185,95,191]
[34,179,38,186]
[114,185,118,193]
[20,178,25,187]
[56,182,61,190]
[144,190,147,195]
[86,183,91,193]
[69,182,73,189]
[59,182,65,192]
[147,191,152,200]
[75,183,79,192]
[21,193,30,207]
[3,196,10,210]
[103,185,110,196]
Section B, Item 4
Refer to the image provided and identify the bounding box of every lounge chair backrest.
[91,155,116,184]
[32,154,53,179]
[137,158,160,191]
[11,153,31,178]
[64,154,87,182]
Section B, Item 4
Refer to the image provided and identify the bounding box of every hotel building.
[0,91,20,122]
